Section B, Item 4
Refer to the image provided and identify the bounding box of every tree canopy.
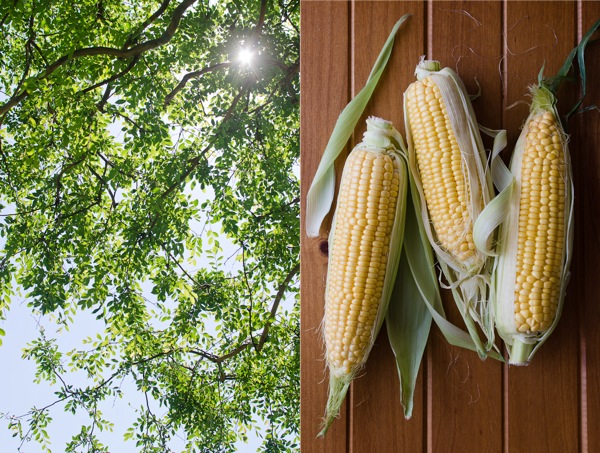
[0,0,299,451]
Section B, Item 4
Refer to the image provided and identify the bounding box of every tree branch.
[0,0,198,116]
[161,243,211,289]
[257,262,299,348]
[87,162,117,208]
[0,91,28,118]
[240,243,258,349]
[252,0,268,40]
[30,39,49,66]
[163,61,232,106]
[282,0,300,34]
[14,41,33,97]
[112,110,149,133]
[122,0,172,50]
[98,82,113,111]
[188,261,299,362]
[81,55,140,95]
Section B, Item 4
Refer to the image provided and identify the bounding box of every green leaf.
[386,247,431,419]
[305,14,411,237]
[403,167,503,362]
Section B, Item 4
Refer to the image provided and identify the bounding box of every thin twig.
[257,262,299,348]
[188,262,299,361]
[81,55,140,95]
[122,0,172,49]
[164,61,232,106]
[240,243,257,349]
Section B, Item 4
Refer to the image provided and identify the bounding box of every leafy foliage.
[0,0,299,451]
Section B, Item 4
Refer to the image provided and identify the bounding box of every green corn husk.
[304,16,414,436]
[386,122,506,419]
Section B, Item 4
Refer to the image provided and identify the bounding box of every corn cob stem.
[509,340,535,367]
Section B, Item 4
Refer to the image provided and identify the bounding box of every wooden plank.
[503,3,579,452]
[579,5,600,453]
[348,2,427,452]
[427,3,504,452]
[300,1,350,451]
[301,1,597,451]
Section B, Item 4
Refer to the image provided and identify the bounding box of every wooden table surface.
[300,1,600,452]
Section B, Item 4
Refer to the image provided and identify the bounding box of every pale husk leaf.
[403,61,502,358]
[492,89,574,365]
[305,14,411,238]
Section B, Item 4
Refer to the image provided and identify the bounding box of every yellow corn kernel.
[493,83,574,366]
[513,110,565,334]
[324,147,401,376]
[405,76,481,268]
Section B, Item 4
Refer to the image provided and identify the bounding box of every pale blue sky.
[0,15,300,444]
[0,121,271,452]
[0,208,268,452]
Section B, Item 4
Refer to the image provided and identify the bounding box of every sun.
[238,47,254,66]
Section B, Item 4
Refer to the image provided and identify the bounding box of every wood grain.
[300,1,600,452]
[300,2,349,451]
[349,3,426,452]
[503,3,579,452]
[428,3,504,453]
[579,5,600,453]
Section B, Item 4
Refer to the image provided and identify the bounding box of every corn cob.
[320,117,407,435]
[403,59,496,357]
[324,148,400,374]
[488,19,600,364]
[405,73,482,271]
[493,85,573,365]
